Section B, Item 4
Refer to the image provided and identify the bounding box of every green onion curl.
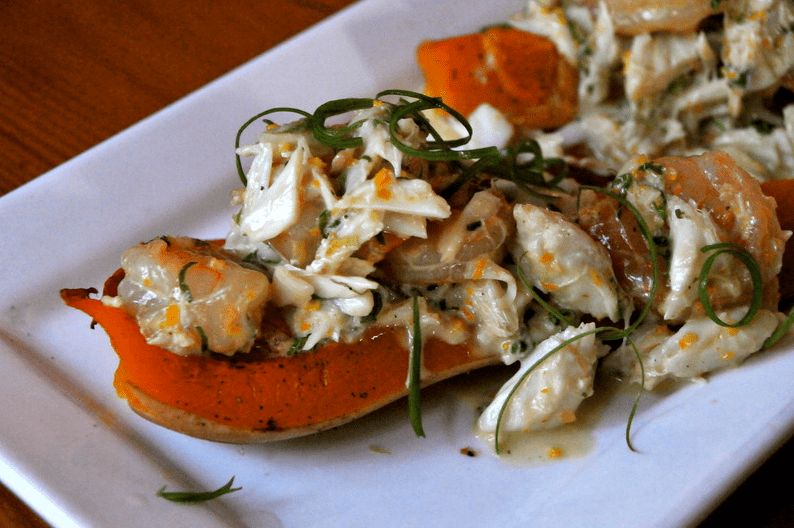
[621,335,645,452]
[698,243,763,327]
[311,97,375,149]
[377,89,499,161]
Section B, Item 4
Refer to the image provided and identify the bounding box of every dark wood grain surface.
[2,1,793,527]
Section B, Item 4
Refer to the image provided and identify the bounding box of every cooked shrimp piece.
[117,237,270,357]
[657,151,787,304]
[578,186,668,310]
[567,0,719,35]
[579,151,788,320]
[380,189,515,285]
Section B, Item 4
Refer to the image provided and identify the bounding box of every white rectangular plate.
[2,0,794,526]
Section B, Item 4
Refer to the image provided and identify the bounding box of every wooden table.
[2,1,794,527]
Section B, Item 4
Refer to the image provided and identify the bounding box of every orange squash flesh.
[417,26,579,130]
[61,273,497,441]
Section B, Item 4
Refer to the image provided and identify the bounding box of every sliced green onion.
[621,336,645,453]
[442,139,564,200]
[515,253,577,329]
[697,243,762,327]
[156,476,241,504]
[409,290,425,437]
[377,89,500,161]
[764,304,794,349]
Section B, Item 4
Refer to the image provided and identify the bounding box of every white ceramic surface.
[2,1,794,527]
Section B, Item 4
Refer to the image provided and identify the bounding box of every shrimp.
[579,151,788,321]
[117,237,270,357]
[567,0,719,35]
[379,189,515,286]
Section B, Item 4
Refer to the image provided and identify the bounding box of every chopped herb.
[751,119,776,134]
[731,70,749,88]
[666,73,691,94]
[638,161,664,174]
[241,251,260,266]
[318,209,331,238]
[614,173,633,193]
[156,477,241,504]
[287,335,309,355]
[178,261,198,302]
[548,308,576,327]
[196,326,209,352]
[652,198,667,220]
[567,20,584,44]
[711,118,726,131]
